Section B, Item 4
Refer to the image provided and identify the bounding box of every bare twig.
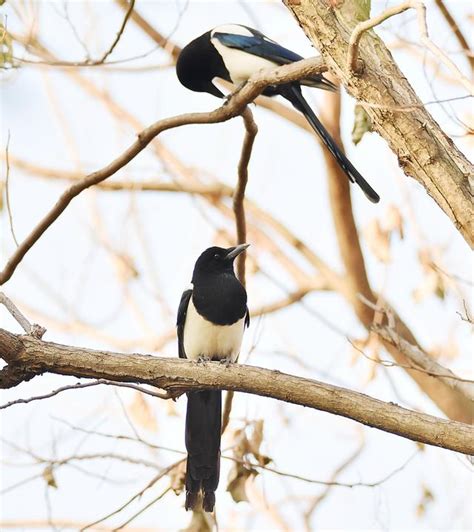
[113,486,171,531]
[347,1,474,95]
[81,460,183,530]
[0,379,175,409]
[0,292,45,338]
[99,0,135,64]
[4,131,19,247]
[374,325,474,401]
[304,438,365,529]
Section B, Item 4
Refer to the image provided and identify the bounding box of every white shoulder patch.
[211,24,253,37]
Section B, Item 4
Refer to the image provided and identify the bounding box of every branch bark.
[0,328,472,455]
[283,0,474,248]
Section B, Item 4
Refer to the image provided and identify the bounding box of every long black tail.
[282,84,380,203]
[185,390,222,512]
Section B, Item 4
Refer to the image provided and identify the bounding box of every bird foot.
[224,81,247,104]
[197,355,211,365]
[219,357,234,368]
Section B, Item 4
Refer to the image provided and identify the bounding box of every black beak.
[224,243,250,261]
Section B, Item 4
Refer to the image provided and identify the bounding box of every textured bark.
[283,0,474,247]
[0,328,473,455]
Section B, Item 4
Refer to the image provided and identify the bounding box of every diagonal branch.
[0,56,325,286]
[0,328,472,455]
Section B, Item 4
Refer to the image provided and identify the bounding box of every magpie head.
[192,244,249,280]
[176,31,226,98]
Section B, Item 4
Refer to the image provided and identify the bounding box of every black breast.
[192,274,247,326]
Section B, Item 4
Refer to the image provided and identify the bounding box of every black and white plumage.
[176,24,380,203]
[177,244,250,512]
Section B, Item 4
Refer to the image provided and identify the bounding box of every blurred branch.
[434,0,474,74]
[0,328,472,454]
[304,437,365,529]
[374,325,474,402]
[0,55,326,286]
[81,459,183,531]
[285,0,474,247]
[115,0,181,60]
[347,0,474,95]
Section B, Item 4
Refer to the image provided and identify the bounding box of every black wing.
[177,289,192,359]
[212,31,303,66]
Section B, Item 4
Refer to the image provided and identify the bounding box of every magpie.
[177,244,250,512]
[176,24,380,203]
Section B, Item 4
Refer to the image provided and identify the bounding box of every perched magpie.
[176,24,380,203]
[177,244,250,512]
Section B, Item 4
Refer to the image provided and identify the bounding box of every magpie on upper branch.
[176,24,380,203]
[177,244,250,512]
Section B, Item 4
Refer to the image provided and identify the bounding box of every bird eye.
[213,253,220,260]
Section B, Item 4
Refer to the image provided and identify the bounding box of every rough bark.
[283,0,474,248]
[0,329,473,455]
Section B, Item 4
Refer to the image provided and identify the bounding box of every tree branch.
[0,56,325,286]
[284,0,474,247]
[0,328,472,454]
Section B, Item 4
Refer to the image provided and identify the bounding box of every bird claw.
[219,357,233,368]
[197,356,211,365]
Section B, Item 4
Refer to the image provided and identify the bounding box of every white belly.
[183,299,245,362]
[211,25,277,85]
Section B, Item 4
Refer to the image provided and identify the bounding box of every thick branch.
[0,328,472,454]
[284,0,474,247]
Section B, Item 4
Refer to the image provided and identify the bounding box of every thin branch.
[433,0,474,74]
[0,328,472,454]
[113,486,171,531]
[233,107,257,286]
[0,56,325,286]
[374,325,474,401]
[347,1,474,96]
[0,379,175,409]
[0,292,46,338]
[222,107,258,436]
[304,438,365,529]
[81,460,183,531]
[99,0,135,64]
[4,131,19,247]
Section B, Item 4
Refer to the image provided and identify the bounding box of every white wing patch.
[183,298,245,362]
[210,25,278,85]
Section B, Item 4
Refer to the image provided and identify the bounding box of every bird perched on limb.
[177,244,250,512]
[176,24,380,203]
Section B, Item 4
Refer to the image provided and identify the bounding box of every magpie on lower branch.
[176,23,379,203]
[177,244,250,512]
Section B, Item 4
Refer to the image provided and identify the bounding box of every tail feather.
[283,85,380,203]
[185,390,222,512]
